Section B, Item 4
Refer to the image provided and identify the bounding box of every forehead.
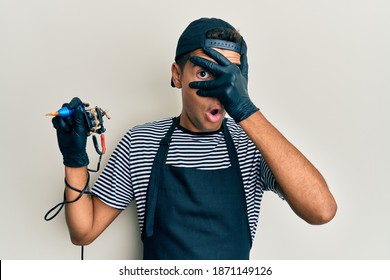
[190,48,241,65]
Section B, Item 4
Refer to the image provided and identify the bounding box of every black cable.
[45,133,105,260]
[44,173,91,260]
[81,245,85,260]
[44,172,91,221]
[88,153,103,173]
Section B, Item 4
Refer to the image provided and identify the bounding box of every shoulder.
[225,118,247,139]
[124,117,174,140]
[225,118,259,155]
[113,118,174,151]
[132,117,174,133]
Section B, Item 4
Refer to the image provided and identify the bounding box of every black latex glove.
[52,97,89,167]
[189,47,258,122]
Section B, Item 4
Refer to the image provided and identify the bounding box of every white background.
[1,0,389,260]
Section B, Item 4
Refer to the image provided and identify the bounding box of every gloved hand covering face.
[189,47,258,123]
[52,97,89,167]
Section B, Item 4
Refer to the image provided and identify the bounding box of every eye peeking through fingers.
[196,69,214,80]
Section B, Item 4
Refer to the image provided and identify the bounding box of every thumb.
[73,104,88,136]
[68,97,84,109]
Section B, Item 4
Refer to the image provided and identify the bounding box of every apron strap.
[143,117,179,239]
[222,119,240,170]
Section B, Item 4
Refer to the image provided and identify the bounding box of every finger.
[239,39,249,80]
[196,89,220,99]
[52,116,72,133]
[73,105,86,123]
[189,78,225,90]
[72,105,89,136]
[196,87,228,101]
[202,47,231,66]
[240,52,249,81]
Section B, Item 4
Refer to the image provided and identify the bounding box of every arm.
[51,97,121,245]
[239,111,337,224]
[64,166,121,245]
[189,47,337,224]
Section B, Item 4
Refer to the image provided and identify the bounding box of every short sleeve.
[91,131,134,210]
[259,156,285,199]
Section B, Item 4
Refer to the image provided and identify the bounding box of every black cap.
[171,17,247,87]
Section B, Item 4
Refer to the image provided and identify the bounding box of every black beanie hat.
[171,17,247,87]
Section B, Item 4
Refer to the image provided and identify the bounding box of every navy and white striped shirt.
[91,117,280,241]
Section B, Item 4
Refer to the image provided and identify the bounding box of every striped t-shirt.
[91,117,280,241]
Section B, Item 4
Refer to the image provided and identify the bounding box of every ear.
[171,63,182,88]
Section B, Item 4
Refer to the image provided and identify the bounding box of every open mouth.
[206,106,223,122]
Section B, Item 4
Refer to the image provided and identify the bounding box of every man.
[52,17,337,260]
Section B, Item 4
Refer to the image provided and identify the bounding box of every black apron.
[142,117,251,259]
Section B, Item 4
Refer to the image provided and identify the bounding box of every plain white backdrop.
[0,0,389,260]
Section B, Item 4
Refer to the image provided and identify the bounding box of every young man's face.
[172,48,241,132]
